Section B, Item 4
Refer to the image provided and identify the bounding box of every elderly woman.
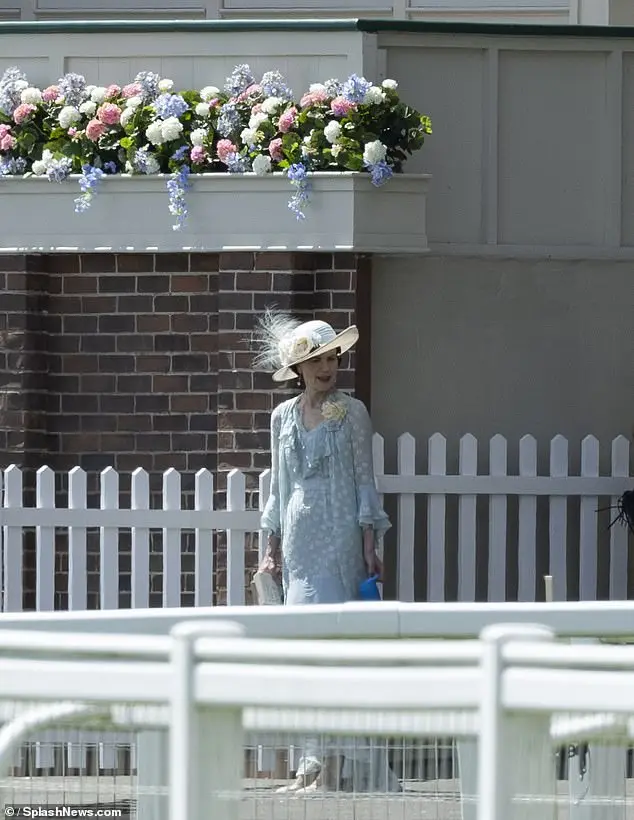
[254,312,399,794]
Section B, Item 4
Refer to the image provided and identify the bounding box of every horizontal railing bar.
[0,509,261,528]
[377,475,631,495]
[504,668,634,714]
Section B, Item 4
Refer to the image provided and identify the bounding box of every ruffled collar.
[286,391,349,477]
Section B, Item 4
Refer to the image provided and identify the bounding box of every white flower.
[321,399,347,422]
[125,95,143,110]
[240,127,261,147]
[90,86,107,104]
[331,144,342,158]
[161,116,183,142]
[190,127,207,147]
[363,140,387,166]
[309,83,327,94]
[261,96,282,114]
[382,79,398,90]
[158,78,174,92]
[364,86,386,105]
[145,120,165,145]
[58,106,81,129]
[125,160,134,173]
[323,120,342,144]
[195,102,210,117]
[14,80,28,91]
[249,111,268,129]
[200,85,220,101]
[31,159,47,176]
[20,87,42,105]
[120,108,135,127]
[252,154,271,175]
[289,332,320,361]
[79,101,97,116]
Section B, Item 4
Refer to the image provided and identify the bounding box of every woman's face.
[298,351,339,392]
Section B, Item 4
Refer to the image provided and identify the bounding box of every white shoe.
[275,769,320,794]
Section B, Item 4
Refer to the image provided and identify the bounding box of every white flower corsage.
[321,399,347,422]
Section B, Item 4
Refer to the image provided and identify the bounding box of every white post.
[169,621,245,820]
[136,730,169,820]
[478,623,557,820]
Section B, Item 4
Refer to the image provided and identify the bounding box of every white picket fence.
[0,432,632,615]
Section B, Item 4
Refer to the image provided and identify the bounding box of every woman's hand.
[259,537,282,583]
[363,545,383,581]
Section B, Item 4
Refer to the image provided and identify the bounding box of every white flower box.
[0,172,430,254]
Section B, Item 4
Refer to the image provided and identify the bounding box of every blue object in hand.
[358,574,382,601]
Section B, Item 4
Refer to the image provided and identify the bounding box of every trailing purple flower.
[366,160,393,187]
[74,164,105,213]
[166,164,191,232]
[286,162,311,221]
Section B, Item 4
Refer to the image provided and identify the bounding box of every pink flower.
[122,82,143,99]
[68,127,78,137]
[105,84,121,99]
[0,134,16,152]
[97,103,121,125]
[85,118,107,142]
[300,90,328,108]
[235,83,261,103]
[330,96,356,117]
[0,124,11,139]
[251,103,263,115]
[42,85,60,102]
[268,137,283,162]
[190,145,207,165]
[278,107,297,133]
[216,138,237,164]
[13,103,36,124]
[207,98,220,108]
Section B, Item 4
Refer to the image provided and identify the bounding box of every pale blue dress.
[260,390,391,605]
[260,391,400,792]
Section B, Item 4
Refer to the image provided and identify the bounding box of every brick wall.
[0,251,372,609]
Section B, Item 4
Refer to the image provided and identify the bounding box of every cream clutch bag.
[251,570,283,606]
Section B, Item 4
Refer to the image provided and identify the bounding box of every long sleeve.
[348,398,391,537]
[260,405,282,536]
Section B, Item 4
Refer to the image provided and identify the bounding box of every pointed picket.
[397,433,416,602]
[100,467,120,610]
[257,469,271,564]
[609,436,630,600]
[427,434,446,603]
[68,467,87,611]
[36,466,55,613]
[517,435,537,602]
[195,469,214,607]
[549,435,569,602]
[131,468,150,609]
[458,434,478,602]
[3,465,23,612]
[226,469,246,606]
[579,436,599,601]
[488,435,508,602]
[162,468,182,608]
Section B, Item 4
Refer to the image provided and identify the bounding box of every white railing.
[0,432,631,611]
[1,618,634,820]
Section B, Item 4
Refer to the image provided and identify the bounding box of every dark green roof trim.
[0,18,361,34]
[0,17,633,38]
[356,18,634,37]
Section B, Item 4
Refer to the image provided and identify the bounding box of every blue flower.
[74,164,104,213]
[166,164,191,231]
[261,70,292,101]
[0,66,28,116]
[0,156,26,176]
[57,72,87,107]
[103,161,117,174]
[225,152,251,174]
[134,71,161,102]
[152,93,189,120]
[324,78,343,97]
[45,157,73,183]
[365,160,393,187]
[342,74,372,104]
[171,145,189,162]
[133,148,159,175]
[217,102,241,137]
[224,64,255,97]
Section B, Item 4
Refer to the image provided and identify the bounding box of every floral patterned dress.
[260,390,390,605]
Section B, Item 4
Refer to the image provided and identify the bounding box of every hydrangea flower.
[0,67,29,116]
[217,103,241,137]
[133,147,160,175]
[134,70,161,102]
[260,70,292,101]
[224,64,255,97]
[152,93,189,120]
[57,72,88,107]
[341,74,372,104]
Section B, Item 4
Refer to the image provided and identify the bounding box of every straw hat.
[272,319,359,382]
